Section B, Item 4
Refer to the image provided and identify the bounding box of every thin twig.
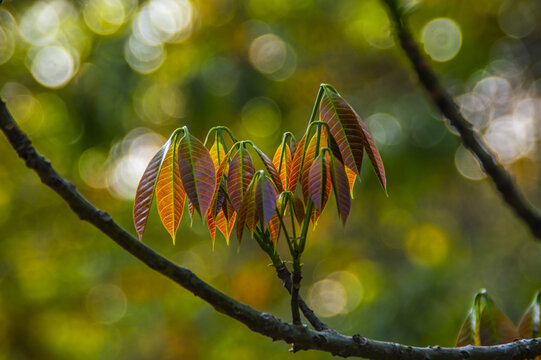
[382,0,541,240]
[2,99,541,359]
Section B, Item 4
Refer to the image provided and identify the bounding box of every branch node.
[352,334,367,347]
[98,211,112,222]
[460,349,470,358]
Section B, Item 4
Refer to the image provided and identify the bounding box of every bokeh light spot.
[249,34,287,75]
[498,1,535,39]
[308,279,347,318]
[30,46,77,88]
[86,284,127,324]
[405,223,449,267]
[421,18,462,62]
[327,271,363,313]
[454,145,485,180]
[241,97,281,138]
[366,113,402,146]
[107,129,165,199]
[83,0,126,35]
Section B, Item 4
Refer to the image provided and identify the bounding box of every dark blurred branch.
[2,98,541,359]
[382,0,541,240]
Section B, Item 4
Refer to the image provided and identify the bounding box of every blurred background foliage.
[1,0,541,359]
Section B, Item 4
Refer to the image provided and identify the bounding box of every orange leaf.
[156,139,186,243]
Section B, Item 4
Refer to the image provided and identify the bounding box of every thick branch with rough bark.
[2,101,541,359]
[382,0,541,240]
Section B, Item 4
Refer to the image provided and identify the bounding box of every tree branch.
[382,0,541,240]
[2,99,541,359]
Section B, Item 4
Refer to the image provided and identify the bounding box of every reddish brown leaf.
[255,175,278,228]
[357,114,386,192]
[330,156,351,226]
[155,139,186,243]
[227,147,255,213]
[320,86,386,191]
[252,145,284,193]
[308,153,331,212]
[301,132,327,204]
[288,134,307,192]
[268,194,286,245]
[518,291,541,339]
[236,178,259,244]
[292,195,305,225]
[133,141,168,240]
[178,133,217,218]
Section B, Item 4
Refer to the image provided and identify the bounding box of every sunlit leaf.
[518,291,541,339]
[301,132,327,204]
[227,147,255,213]
[133,141,168,240]
[456,290,518,347]
[320,85,386,191]
[273,143,292,191]
[178,132,217,218]
[255,175,278,228]
[236,177,259,244]
[308,153,331,212]
[252,145,284,193]
[216,209,236,245]
[329,155,351,225]
[155,137,186,243]
[289,134,307,193]
[209,140,227,169]
[345,166,357,197]
[268,194,286,245]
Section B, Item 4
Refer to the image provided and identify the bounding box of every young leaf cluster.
[456,289,541,352]
[133,84,386,250]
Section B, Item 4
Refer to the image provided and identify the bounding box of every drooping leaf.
[292,195,305,225]
[288,134,307,193]
[155,137,186,243]
[255,175,278,228]
[236,177,259,244]
[357,113,386,192]
[273,143,292,191]
[308,153,331,212]
[301,132,327,203]
[227,147,255,213]
[209,140,227,169]
[216,209,236,245]
[252,145,284,193]
[320,85,386,191]
[268,194,286,245]
[178,132,217,218]
[518,291,541,339]
[456,290,518,347]
[329,155,351,226]
[133,141,168,240]
[206,146,236,234]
